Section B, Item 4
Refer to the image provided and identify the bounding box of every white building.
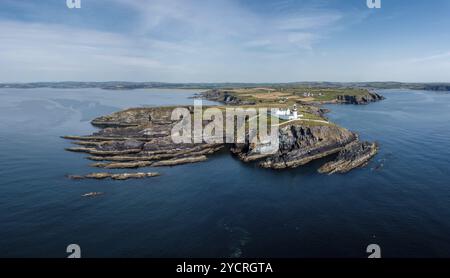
[274,104,303,120]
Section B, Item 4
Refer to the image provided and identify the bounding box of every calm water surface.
[1,88,450,257]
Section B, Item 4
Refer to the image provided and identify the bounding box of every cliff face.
[318,141,378,174]
[200,89,385,106]
[198,90,256,105]
[232,123,358,169]
[336,92,384,105]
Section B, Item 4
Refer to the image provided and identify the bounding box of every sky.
[0,0,449,83]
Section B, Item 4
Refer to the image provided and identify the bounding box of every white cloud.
[276,13,343,31]
[3,0,422,82]
[0,20,192,82]
[115,0,342,52]
[409,51,450,64]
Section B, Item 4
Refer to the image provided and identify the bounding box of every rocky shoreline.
[335,92,384,104]
[234,124,357,169]
[198,89,384,105]
[69,172,160,180]
[196,89,256,105]
[63,95,382,177]
[318,141,379,174]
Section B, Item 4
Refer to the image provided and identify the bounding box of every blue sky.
[0,0,449,82]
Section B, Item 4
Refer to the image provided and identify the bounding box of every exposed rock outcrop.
[336,92,384,105]
[151,155,208,166]
[91,161,154,169]
[63,107,224,176]
[197,89,256,105]
[318,141,378,174]
[82,192,104,197]
[231,123,359,169]
[69,172,160,180]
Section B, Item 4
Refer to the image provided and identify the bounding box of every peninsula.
[63,85,383,178]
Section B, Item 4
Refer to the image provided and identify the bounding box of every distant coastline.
[1,81,450,91]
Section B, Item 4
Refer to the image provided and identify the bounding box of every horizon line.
[1,81,450,84]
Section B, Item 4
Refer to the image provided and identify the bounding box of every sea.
[0,88,449,257]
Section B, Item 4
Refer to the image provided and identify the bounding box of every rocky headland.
[335,92,384,105]
[198,88,384,105]
[63,90,382,177]
[232,124,356,168]
[318,141,379,174]
[198,90,256,105]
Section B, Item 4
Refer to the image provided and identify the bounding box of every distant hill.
[0,81,449,91]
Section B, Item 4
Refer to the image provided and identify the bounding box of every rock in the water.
[65,147,142,155]
[63,107,224,171]
[91,161,154,169]
[109,172,160,180]
[151,155,208,166]
[82,192,104,197]
[318,141,378,174]
[68,172,160,180]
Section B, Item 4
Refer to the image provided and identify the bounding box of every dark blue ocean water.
[0,88,450,258]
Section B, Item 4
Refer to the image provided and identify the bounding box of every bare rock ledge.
[318,141,379,174]
[68,172,160,180]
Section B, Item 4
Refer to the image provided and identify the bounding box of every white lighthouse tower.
[292,104,298,119]
[274,104,302,120]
